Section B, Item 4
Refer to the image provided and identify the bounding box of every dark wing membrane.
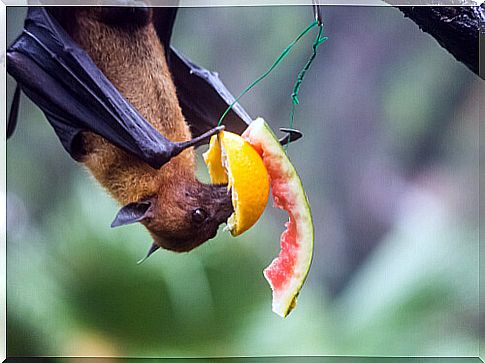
[7,7,178,169]
[169,47,252,136]
[7,84,21,139]
[152,8,252,135]
[152,7,178,62]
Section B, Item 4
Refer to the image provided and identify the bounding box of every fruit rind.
[242,118,314,317]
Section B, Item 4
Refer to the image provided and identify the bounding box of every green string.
[286,23,327,150]
[217,20,318,127]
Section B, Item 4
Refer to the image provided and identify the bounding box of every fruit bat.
[6,7,302,257]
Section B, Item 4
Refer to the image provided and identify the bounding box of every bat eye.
[192,208,208,224]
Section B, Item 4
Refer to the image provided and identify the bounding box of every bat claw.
[279,128,303,146]
[137,242,160,264]
[173,125,224,155]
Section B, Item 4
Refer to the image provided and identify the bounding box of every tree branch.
[398,5,484,76]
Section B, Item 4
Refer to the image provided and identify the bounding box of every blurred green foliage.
[6,5,479,359]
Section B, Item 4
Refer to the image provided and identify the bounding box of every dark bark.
[398,5,484,76]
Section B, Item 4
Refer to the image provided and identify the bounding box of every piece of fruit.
[203,131,270,236]
[242,118,314,318]
[204,135,228,184]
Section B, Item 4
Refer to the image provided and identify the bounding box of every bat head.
[111,182,234,252]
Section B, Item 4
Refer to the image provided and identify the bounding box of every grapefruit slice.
[242,118,314,317]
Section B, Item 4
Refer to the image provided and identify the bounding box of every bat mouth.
[210,184,234,224]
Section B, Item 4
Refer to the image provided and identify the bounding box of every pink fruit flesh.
[264,215,298,291]
[243,136,299,294]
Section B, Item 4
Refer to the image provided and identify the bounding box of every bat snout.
[210,185,234,224]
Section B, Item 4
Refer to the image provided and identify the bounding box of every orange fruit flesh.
[203,131,270,236]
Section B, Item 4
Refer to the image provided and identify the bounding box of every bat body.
[70,8,234,252]
[65,8,236,253]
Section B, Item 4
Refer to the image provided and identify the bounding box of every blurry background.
[6,5,480,358]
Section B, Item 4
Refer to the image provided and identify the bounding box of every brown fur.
[59,9,232,251]
[70,9,194,204]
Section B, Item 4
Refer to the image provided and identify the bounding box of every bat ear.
[111,200,154,228]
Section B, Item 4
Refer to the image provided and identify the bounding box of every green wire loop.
[291,25,327,112]
[217,20,318,127]
[217,19,327,153]
[286,24,327,150]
